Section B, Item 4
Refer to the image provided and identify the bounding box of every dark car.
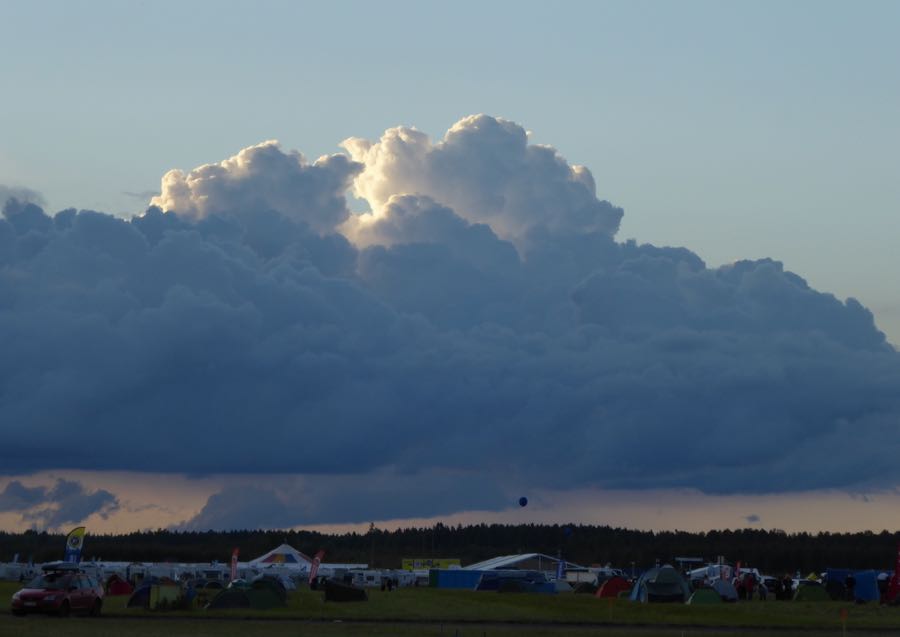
[11,563,104,616]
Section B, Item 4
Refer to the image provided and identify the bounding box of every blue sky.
[3,0,897,341]
[1,1,899,533]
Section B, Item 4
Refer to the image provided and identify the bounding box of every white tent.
[248,543,312,569]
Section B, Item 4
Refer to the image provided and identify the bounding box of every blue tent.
[825,569,881,602]
[853,570,880,603]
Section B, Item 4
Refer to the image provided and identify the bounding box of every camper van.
[565,566,626,586]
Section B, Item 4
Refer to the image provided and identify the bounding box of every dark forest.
[2,524,897,574]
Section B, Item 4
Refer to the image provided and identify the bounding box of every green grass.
[4,580,900,636]
[5,616,896,637]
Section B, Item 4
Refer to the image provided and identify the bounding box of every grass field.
[4,581,900,636]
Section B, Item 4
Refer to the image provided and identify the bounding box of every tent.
[126,583,152,609]
[688,588,722,604]
[712,578,738,602]
[794,582,829,602]
[106,573,134,596]
[629,565,690,603]
[126,582,181,610]
[596,576,631,599]
[249,543,312,568]
[476,570,555,594]
[825,579,846,601]
[206,588,252,609]
[323,578,368,602]
[206,580,286,610]
[852,570,880,603]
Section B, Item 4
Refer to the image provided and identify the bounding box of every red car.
[11,563,104,617]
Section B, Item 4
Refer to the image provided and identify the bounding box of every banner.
[64,527,86,563]
[887,542,900,601]
[401,558,461,571]
[309,549,325,585]
[230,548,239,581]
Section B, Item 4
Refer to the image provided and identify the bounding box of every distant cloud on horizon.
[2,114,899,529]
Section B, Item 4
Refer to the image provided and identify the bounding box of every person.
[782,574,794,600]
[758,578,768,601]
[743,573,756,601]
[845,573,857,601]
[772,577,784,600]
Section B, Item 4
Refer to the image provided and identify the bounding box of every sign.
[401,558,461,571]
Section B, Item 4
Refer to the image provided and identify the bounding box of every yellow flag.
[64,526,86,562]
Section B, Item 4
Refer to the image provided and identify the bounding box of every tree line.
[1,524,897,574]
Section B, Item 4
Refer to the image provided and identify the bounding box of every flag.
[64,527,86,563]
[887,542,900,601]
[556,557,566,581]
[230,548,240,582]
[309,549,325,585]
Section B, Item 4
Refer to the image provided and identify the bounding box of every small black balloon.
[518,497,528,507]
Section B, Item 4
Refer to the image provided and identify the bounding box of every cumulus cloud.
[0,479,118,529]
[150,140,361,233]
[1,115,899,528]
[341,115,623,247]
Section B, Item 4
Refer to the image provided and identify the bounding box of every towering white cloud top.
[342,115,623,248]
[150,140,360,233]
[1,114,898,529]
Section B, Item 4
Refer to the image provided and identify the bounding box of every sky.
[1,0,900,537]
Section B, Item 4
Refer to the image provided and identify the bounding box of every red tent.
[596,576,631,598]
[106,574,134,596]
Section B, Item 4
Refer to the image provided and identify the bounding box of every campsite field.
[5,582,900,636]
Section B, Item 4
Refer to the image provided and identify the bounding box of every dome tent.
[629,565,690,603]
[206,579,286,610]
[596,576,631,599]
[712,578,738,602]
[688,588,723,604]
[794,581,830,602]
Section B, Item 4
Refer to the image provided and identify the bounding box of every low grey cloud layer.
[2,114,899,529]
[0,479,118,529]
[179,470,507,531]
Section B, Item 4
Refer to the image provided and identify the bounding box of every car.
[10,562,104,617]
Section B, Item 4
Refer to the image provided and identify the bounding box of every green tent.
[630,565,691,603]
[323,579,368,602]
[688,588,722,604]
[206,580,286,610]
[794,582,830,602]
